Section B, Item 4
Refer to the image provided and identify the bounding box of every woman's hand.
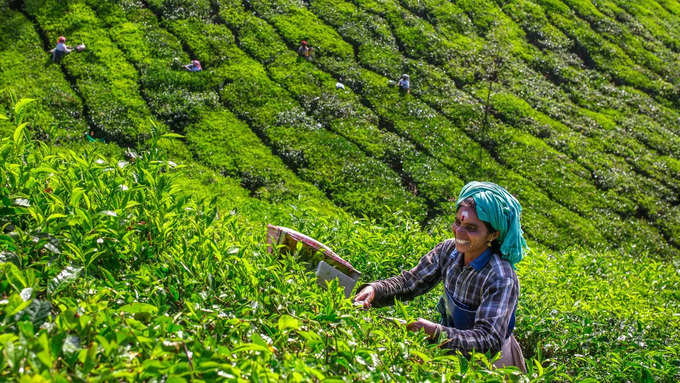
[406,318,439,338]
[353,285,375,308]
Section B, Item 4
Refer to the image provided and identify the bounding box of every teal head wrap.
[455,181,528,267]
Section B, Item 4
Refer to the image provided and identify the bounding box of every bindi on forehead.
[457,206,481,224]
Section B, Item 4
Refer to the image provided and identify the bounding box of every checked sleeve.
[359,240,454,308]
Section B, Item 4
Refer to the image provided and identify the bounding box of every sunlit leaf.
[13,122,27,144]
[13,98,37,116]
[120,302,158,315]
[278,314,300,331]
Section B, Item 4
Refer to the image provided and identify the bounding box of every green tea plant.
[83,0,339,213]
[1,107,558,381]
[144,2,429,223]
[216,1,465,219]
[23,0,162,145]
[0,9,87,142]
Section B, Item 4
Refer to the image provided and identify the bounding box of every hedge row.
[607,0,680,51]
[81,0,337,213]
[344,0,680,253]
[560,0,680,83]
[0,8,87,141]
[248,0,680,257]
[486,91,680,247]
[23,0,160,145]
[216,1,466,217]
[530,0,678,104]
[490,0,680,161]
[403,0,680,168]
[244,0,612,250]
[471,0,680,187]
[0,5,87,142]
[146,0,429,223]
[84,0,219,130]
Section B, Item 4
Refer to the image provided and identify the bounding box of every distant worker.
[297,40,314,61]
[184,59,202,72]
[397,74,410,94]
[51,36,72,63]
[85,130,104,143]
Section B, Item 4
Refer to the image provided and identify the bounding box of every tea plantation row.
[1,114,679,381]
[229,0,680,255]
[5,0,680,260]
[18,0,346,213]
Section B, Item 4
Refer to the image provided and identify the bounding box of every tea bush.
[85,0,220,131]
[3,0,680,379]
[82,0,336,212]
[531,0,677,103]
[606,0,680,51]
[23,0,161,145]
[217,1,464,219]
[0,9,87,142]
[144,4,428,223]
[558,0,679,83]
[495,0,680,183]
[2,108,679,382]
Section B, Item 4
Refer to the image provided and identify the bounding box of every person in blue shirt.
[51,36,72,63]
[183,60,202,72]
[397,74,410,94]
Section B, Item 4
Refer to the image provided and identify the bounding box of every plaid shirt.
[366,239,519,355]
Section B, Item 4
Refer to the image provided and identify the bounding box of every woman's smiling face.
[452,205,498,259]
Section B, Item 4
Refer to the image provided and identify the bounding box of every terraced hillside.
[1,0,680,381]
[3,0,680,258]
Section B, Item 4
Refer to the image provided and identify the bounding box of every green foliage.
[2,108,679,381]
[146,4,429,222]
[81,0,335,212]
[23,0,162,145]
[218,1,463,219]
[0,116,548,381]
[517,246,680,382]
[2,0,680,378]
[0,10,87,143]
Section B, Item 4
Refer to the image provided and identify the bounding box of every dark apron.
[436,288,515,338]
[52,49,67,62]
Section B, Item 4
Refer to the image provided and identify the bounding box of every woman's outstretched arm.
[354,239,455,308]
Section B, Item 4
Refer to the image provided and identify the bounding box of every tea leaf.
[13,98,37,116]
[48,266,82,295]
[24,299,52,328]
[120,302,158,315]
[13,122,27,145]
[278,314,300,331]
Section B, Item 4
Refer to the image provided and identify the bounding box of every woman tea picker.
[354,181,528,371]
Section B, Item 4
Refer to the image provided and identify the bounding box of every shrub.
[0,10,87,142]
[23,0,161,145]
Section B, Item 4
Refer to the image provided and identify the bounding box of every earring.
[486,240,492,247]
